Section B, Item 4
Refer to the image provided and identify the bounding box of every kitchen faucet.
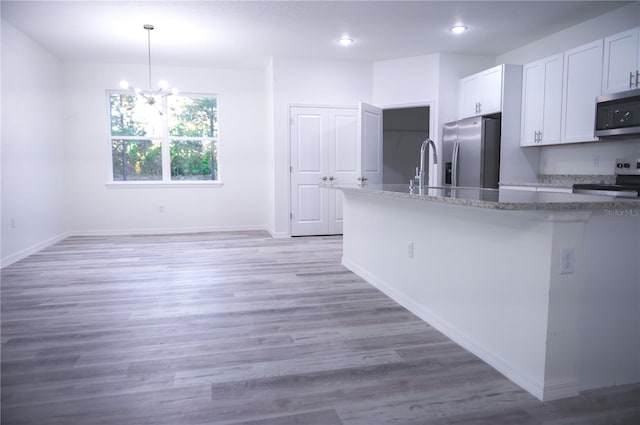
[416,138,438,188]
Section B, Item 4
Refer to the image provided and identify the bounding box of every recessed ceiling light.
[338,35,354,46]
[450,25,468,34]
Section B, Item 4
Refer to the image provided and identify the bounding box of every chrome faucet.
[417,138,438,188]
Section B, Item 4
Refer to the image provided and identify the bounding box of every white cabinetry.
[459,65,503,118]
[602,27,640,94]
[561,40,603,144]
[520,54,563,146]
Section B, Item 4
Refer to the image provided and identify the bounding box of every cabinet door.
[602,27,640,94]
[561,40,603,143]
[520,61,543,146]
[540,54,563,145]
[459,74,482,119]
[480,65,503,115]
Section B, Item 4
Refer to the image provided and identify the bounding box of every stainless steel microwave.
[595,89,640,138]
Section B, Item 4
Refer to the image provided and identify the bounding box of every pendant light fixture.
[119,24,178,113]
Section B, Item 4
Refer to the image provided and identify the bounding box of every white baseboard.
[267,230,290,239]
[1,232,71,269]
[69,225,270,237]
[543,378,579,401]
[342,255,546,401]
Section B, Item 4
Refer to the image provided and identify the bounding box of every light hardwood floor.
[2,231,639,424]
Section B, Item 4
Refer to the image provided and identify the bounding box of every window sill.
[106,181,224,189]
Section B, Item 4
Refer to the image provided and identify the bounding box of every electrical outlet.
[159,205,165,213]
[560,248,575,274]
[407,242,414,259]
[10,217,16,229]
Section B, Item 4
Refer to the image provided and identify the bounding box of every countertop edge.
[329,184,640,212]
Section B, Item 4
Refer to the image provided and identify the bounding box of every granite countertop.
[329,184,640,211]
[500,174,617,189]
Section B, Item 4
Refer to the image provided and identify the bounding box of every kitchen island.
[332,184,640,401]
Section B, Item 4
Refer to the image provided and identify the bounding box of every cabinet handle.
[477,102,482,114]
[630,72,634,89]
[636,70,639,88]
[321,176,328,181]
[538,131,543,143]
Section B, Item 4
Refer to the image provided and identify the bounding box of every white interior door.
[328,109,358,234]
[290,107,328,236]
[358,102,383,184]
[290,106,357,236]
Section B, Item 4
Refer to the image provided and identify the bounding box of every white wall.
[1,20,67,266]
[265,58,276,236]
[61,61,268,235]
[373,54,440,107]
[497,2,640,176]
[270,57,372,237]
[372,53,495,185]
[496,3,640,66]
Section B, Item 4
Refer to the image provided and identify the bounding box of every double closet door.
[290,104,382,236]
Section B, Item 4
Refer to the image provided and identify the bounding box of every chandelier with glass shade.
[119,24,178,113]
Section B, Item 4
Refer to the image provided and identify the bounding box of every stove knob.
[624,163,631,168]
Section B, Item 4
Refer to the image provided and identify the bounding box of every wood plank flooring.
[2,231,639,424]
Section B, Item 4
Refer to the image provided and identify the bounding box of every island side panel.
[341,190,553,400]
[576,211,640,392]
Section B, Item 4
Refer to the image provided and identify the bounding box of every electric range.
[573,158,640,198]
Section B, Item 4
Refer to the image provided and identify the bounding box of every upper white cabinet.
[602,27,640,94]
[561,39,603,144]
[520,54,563,146]
[459,65,503,118]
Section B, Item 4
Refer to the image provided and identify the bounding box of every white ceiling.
[1,1,633,69]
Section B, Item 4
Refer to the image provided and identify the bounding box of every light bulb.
[158,80,169,90]
[338,36,354,46]
[450,25,468,34]
[119,80,130,89]
[171,87,180,95]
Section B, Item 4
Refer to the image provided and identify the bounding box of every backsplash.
[538,174,616,187]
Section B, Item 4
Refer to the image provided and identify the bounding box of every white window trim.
[106,90,222,187]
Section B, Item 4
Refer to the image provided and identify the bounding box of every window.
[108,92,218,183]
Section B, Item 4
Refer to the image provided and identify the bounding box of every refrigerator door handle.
[452,141,460,187]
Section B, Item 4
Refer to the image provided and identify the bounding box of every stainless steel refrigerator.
[442,117,501,189]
